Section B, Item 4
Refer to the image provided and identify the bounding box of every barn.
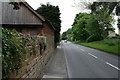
[2,2,55,52]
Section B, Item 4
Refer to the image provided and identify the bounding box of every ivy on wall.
[2,28,47,78]
[2,28,26,78]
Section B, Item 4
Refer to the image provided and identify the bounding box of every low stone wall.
[8,36,54,78]
[21,51,53,78]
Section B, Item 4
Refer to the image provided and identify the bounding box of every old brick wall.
[5,24,55,77]
[22,27,43,36]
[21,24,55,54]
[42,22,55,53]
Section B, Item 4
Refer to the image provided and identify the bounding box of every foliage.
[88,2,119,36]
[72,13,90,41]
[2,28,25,78]
[66,28,73,41]
[59,34,63,41]
[88,2,118,15]
[86,34,96,42]
[62,32,67,40]
[62,28,73,41]
[2,28,43,78]
[118,18,120,29]
[116,2,120,16]
[9,2,20,10]
[64,13,102,42]
[64,1,117,42]
[89,2,120,16]
[36,3,61,43]
[85,15,104,40]
[90,3,115,35]
[88,2,120,35]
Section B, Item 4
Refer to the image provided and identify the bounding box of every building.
[2,2,55,52]
[108,31,116,37]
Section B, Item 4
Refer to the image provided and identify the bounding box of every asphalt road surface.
[62,41,120,78]
[43,40,120,79]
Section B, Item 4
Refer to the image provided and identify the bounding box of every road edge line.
[62,43,70,78]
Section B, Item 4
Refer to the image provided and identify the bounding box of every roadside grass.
[71,39,120,55]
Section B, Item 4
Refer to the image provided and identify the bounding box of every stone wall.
[42,22,55,53]
[8,36,54,78]
[45,34,54,52]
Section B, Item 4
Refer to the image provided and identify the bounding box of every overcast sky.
[25,0,81,33]
[25,0,118,34]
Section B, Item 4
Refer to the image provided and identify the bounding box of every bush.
[115,34,120,39]
[100,39,119,46]
[86,34,98,42]
[111,36,118,39]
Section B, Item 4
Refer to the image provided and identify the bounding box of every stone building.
[2,2,55,52]
[108,31,116,37]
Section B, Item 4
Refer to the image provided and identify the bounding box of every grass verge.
[71,39,120,55]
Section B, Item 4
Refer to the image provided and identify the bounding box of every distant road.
[62,41,119,78]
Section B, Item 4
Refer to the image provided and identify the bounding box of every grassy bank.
[71,39,120,55]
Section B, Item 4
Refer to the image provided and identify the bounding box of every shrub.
[86,34,98,42]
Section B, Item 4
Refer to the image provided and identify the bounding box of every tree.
[89,2,118,15]
[116,2,120,16]
[87,2,115,38]
[64,1,120,42]
[74,1,119,35]
[70,12,112,42]
[36,3,61,43]
[72,13,90,41]
[118,19,120,29]
[88,2,120,16]
[88,2,120,32]
[66,28,73,41]
[62,32,67,40]
[86,15,103,41]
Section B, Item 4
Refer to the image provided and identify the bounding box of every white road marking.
[106,62,120,71]
[81,49,84,51]
[88,53,98,59]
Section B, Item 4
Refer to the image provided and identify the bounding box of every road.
[62,41,119,78]
[43,41,120,78]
